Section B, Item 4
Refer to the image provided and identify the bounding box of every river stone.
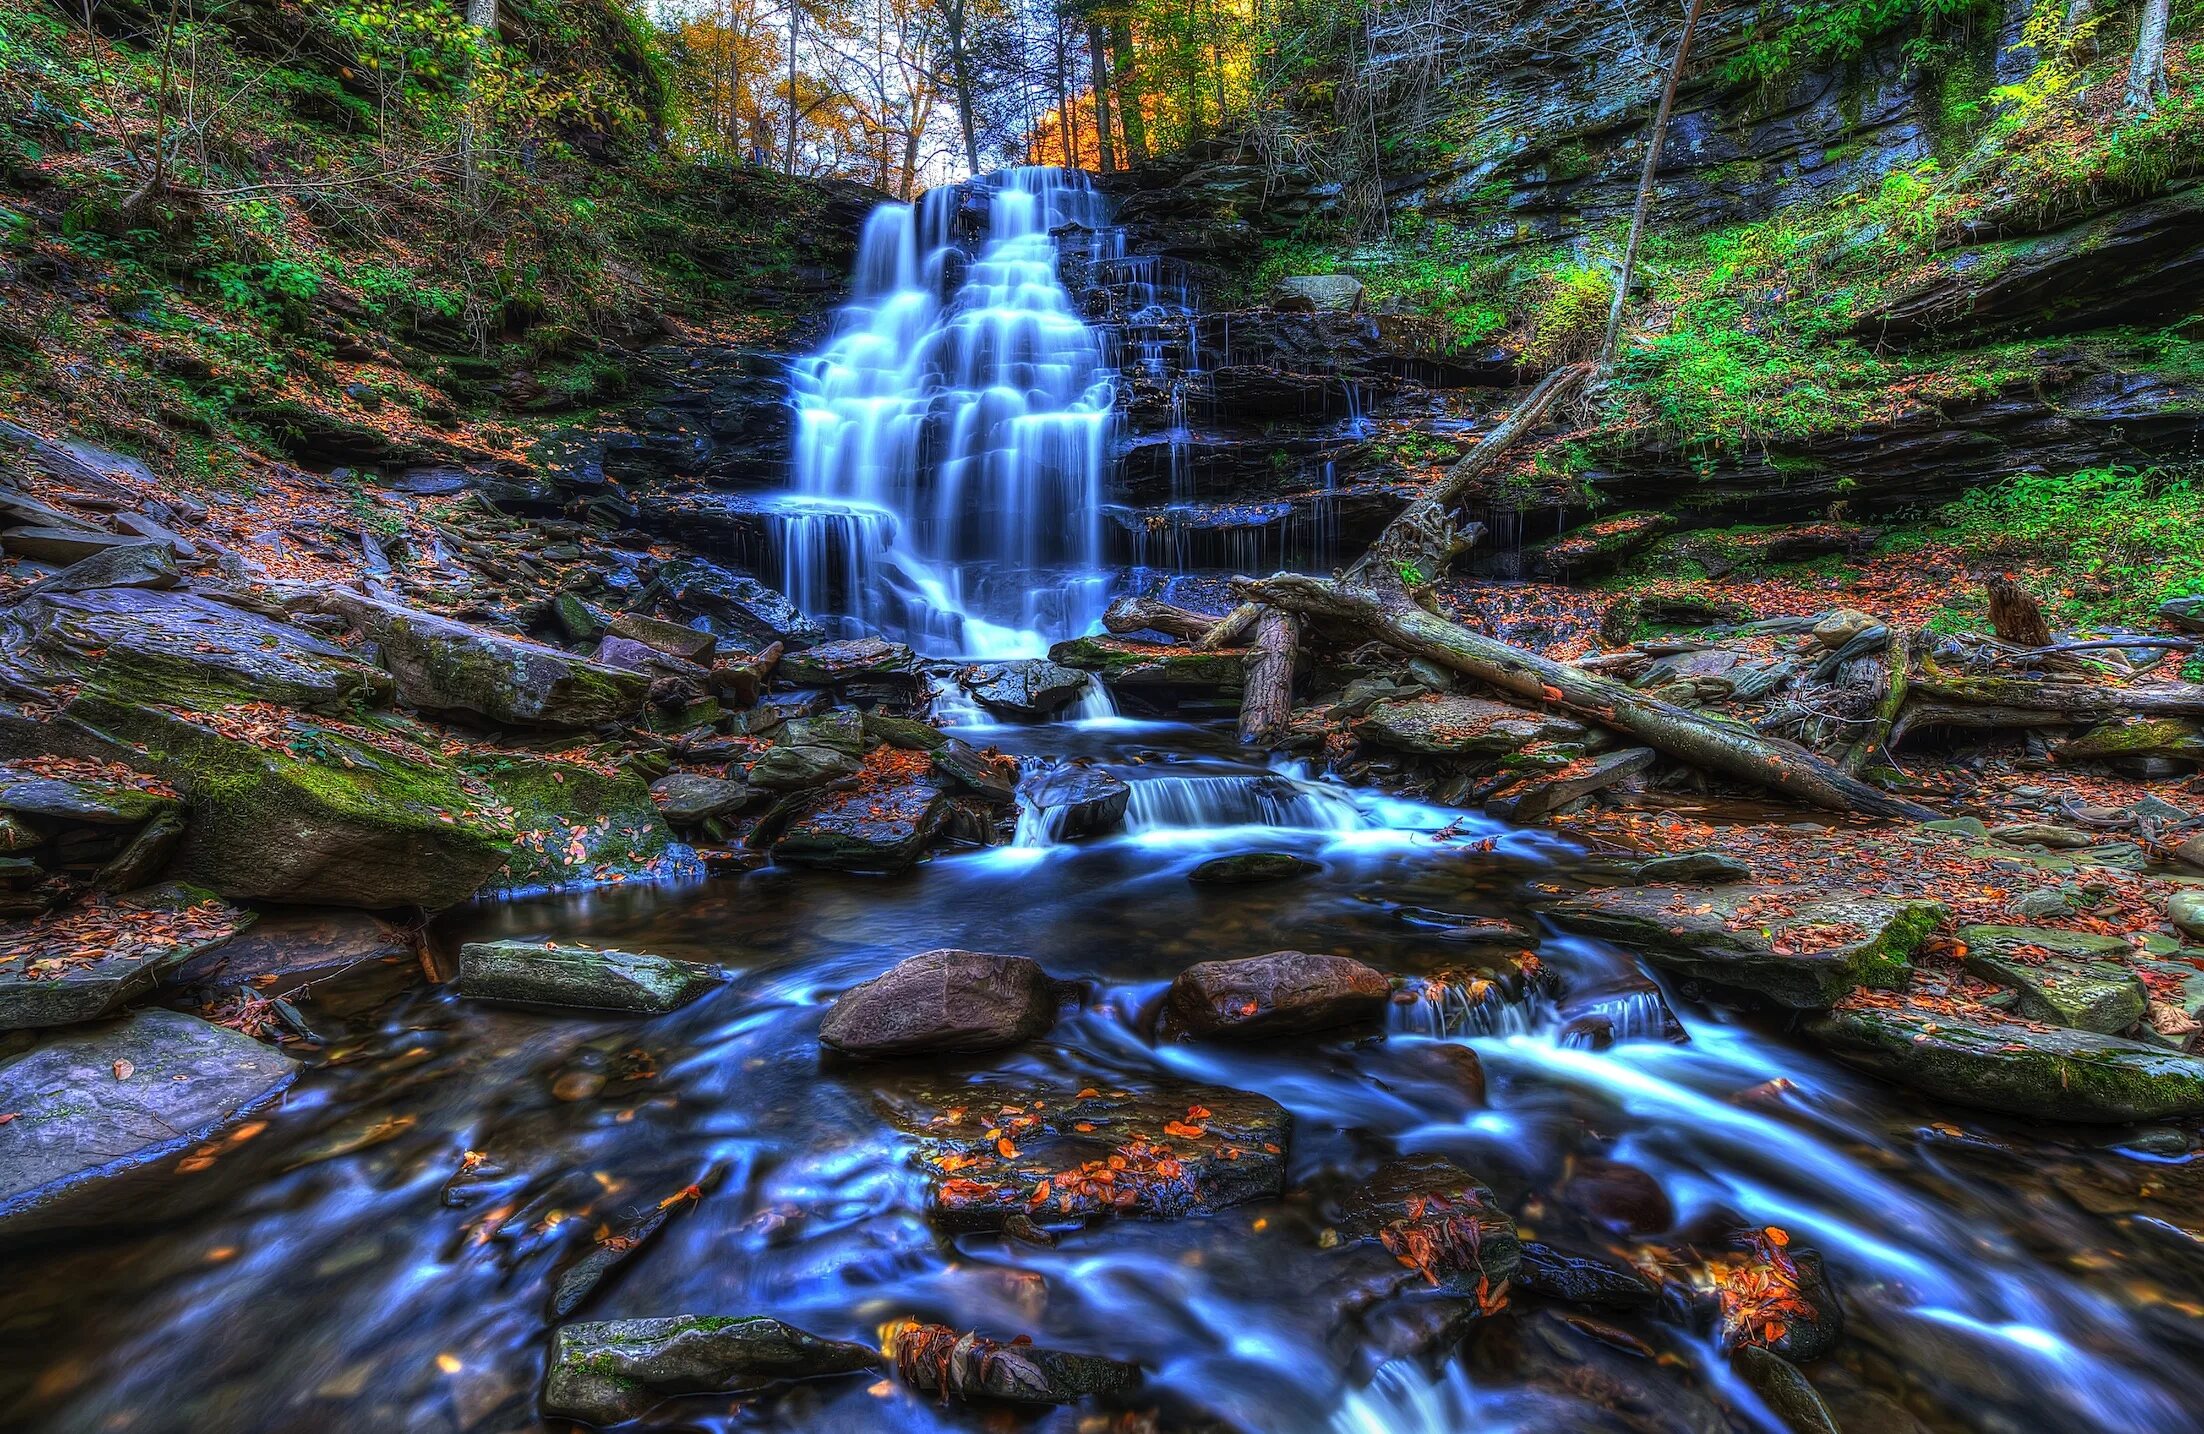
[650,772,756,824]
[1806,997,2204,1121]
[1989,821,2100,850]
[606,611,717,663]
[772,778,947,875]
[1486,747,1657,821]
[1048,636,1246,695]
[884,1079,1290,1231]
[0,1008,298,1229]
[1187,851,1321,885]
[297,589,647,729]
[1959,925,2146,1034]
[542,1315,880,1425]
[778,635,915,687]
[658,557,826,650]
[0,883,254,1030]
[888,1323,1140,1404]
[2167,890,2204,942]
[1023,765,1130,839]
[930,738,1018,803]
[820,948,1061,1057]
[167,906,411,998]
[549,591,607,644]
[959,658,1093,719]
[21,541,178,597]
[1166,950,1388,1039]
[1633,850,1752,884]
[0,588,390,713]
[748,712,866,791]
[1515,1240,1659,1307]
[1733,1346,1840,1434]
[1338,1154,1521,1297]
[1356,693,1587,757]
[459,940,725,1013]
[1270,274,1364,312]
[1548,884,1945,1009]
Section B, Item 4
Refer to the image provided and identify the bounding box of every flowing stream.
[11,171,2204,1434]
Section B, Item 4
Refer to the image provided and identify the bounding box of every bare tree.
[2124,0,2170,112]
[1597,0,1705,374]
[1088,20,1116,171]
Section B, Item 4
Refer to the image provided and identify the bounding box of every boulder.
[2059,718,2204,762]
[884,1078,1290,1230]
[607,611,718,663]
[862,713,948,751]
[1338,1154,1521,1297]
[1187,851,1322,885]
[542,1316,879,1426]
[1356,694,1588,757]
[649,772,757,824]
[1810,608,1879,648]
[1633,851,1752,883]
[1048,636,1245,696]
[0,884,253,1030]
[819,948,1061,1057]
[1806,996,2204,1121]
[458,940,725,1013]
[1485,748,1657,821]
[2169,890,2204,942]
[778,636,916,688]
[1549,885,1945,1009]
[1959,925,2146,1034]
[1514,1241,1659,1307]
[887,1323,1140,1404]
[469,755,695,896]
[772,778,947,874]
[658,558,825,650]
[1022,765,1131,840]
[300,590,647,729]
[21,542,178,597]
[930,738,1019,803]
[1270,274,1365,313]
[748,712,866,791]
[1165,950,1389,1039]
[167,906,412,998]
[0,1008,298,1231]
[958,658,1094,719]
[2159,595,2204,634]
[0,763,179,828]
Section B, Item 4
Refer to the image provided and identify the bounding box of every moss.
[1845,900,1946,989]
[469,753,689,894]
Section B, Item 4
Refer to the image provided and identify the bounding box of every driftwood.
[1889,701,2079,749]
[1103,594,1217,642]
[1236,573,1940,821]
[1194,601,1263,651]
[1238,608,1299,746]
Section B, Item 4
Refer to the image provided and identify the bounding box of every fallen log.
[1238,608,1299,746]
[1911,671,2204,719]
[1194,601,1263,652]
[1102,594,1217,642]
[1235,573,1939,821]
[1889,700,2079,749]
[1842,628,1912,776]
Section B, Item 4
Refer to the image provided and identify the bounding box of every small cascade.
[1123,772,1368,833]
[1388,971,1543,1039]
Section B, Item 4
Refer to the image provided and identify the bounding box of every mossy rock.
[2058,719,2204,762]
[1047,636,1246,694]
[1959,925,2146,1034]
[542,1315,880,1425]
[458,939,723,1013]
[470,754,697,896]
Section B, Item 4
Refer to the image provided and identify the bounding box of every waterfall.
[784,167,1119,658]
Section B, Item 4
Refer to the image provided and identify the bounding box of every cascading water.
[782,167,1120,657]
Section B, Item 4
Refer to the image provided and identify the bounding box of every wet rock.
[884,1079,1290,1230]
[650,772,757,825]
[1187,851,1321,885]
[930,738,1019,803]
[819,948,1062,1057]
[1270,274,1364,312]
[772,778,948,874]
[1707,1229,1845,1363]
[1486,747,1657,821]
[863,713,947,751]
[0,763,179,829]
[1515,1240,1658,1307]
[458,940,725,1014]
[1048,636,1246,697]
[20,541,179,597]
[958,658,1094,719]
[476,756,695,896]
[778,635,916,687]
[0,1008,298,1231]
[1633,851,1752,884]
[606,611,717,663]
[887,1321,1140,1405]
[1959,925,2145,1034]
[1023,765,1131,840]
[551,1179,708,1319]
[2166,890,2204,942]
[1806,996,2204,1121]
[167,906,412,998]
[1732,1345,1840,1433]
[1549,885,1945,1009]
[1,526,161,566]
[1,884,253,1030]
[1356,693,1588,757]
[1558,1155,1675,1235]
[1166,950,1388,1039]
[657,558,825,651]
[1338,1154,1521,1297]
[297,589,646,729]
[748,712,866,791]
[541,1315,879,1425]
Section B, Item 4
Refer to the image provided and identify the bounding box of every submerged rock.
[1959,925,2146,1034]
[0,1008,298,1230]
[958,658,1093,719]
[458,940,724,1014]
[1187,850,1321,885]
[1022,765,1130,840]
[1165,950,1388,1039]
[887,1321,1140,1405]
[541,1315,879,1426]
[1548,885,1945,1009]
[1,884,253,1030]
[1514,1240,1659,1307]
[773,777,948,874]
[884,1079,1290,1230]
[167,905,412,998]
[819,948,1062,1057]
[1338,1154,1521,1298]
[1807,996,2204,1121]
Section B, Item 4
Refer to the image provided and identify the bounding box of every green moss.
[1846,900,1946,989]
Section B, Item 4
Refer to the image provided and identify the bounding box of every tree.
[1087,18,1116,170]
[2124,0,2171,112]
[1597,0,1705,374]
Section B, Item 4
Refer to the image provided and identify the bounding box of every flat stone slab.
[543,1315,879,1426]
[1047,636,1246,693]
[1959,925,2145,1034]
[772,778,947,875]
[959,658,1093,719]
[1485,747,1655,821]
[1807,996,2204,1122]
[0,1008,298,1224]
[0,760,180,827]
[458,940,724,1014]
[1356,694,1587,757]
[884,1079,1290,1231]
[0,885,254,1030]
[167,906,411,998]
[1549,884,1946,1009]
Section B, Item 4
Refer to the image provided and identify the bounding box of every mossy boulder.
[1524,511,1674,581]
[1549,885,1946,1009]
[1806,997,2204,1121]
[773,778,947,874]
[542,1315,880,1426]
[1959,925,2146,1034]
[470,755,697,896]
[1048,636,1246,695]
[459,939,724,1013]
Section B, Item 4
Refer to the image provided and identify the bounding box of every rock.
[1514,1240,1659,1307]
[1990,822,2107,851]
[887,1322,1140,1404]
[930,738,1019,803]
[2160,595,2204,633]
[1048,636,1245,696]
[862,713,947,751]
[549,591,607,644]
[1023,765,1131,840]
[542,1315,879,1426]
[1,526,161,566]
[1523,511,1676,582]
[1807,996,2204,1121]
[1270,274,1364,312]
[0,588,390,713]
[472,755,695,896]
[2007,887,2077,920]
[2172,834,2204,872]
[299,589,647,729]
[458,940,724,1013]
[1959,925,2146,1033]
[1187,851,1321,885]
[2169,890,2204,942]
[607,611,718,663]
[1338,1154,1521,1297]
[883,1079,1290,1230]
[747,712,866,791]
[778,636,915,687]
[657,558,825,650]
[1732,1346,1840,1434]
[168,906,412,997]
[1356,694,1588,757]
[1709,1231,1845,1363]
[1165,950,1388,1038]
[958,658,1094,719]
[1549,885,1945,1009]
[0,884,253,1030]
[1810,608,1879,648]
[1633,851,1752,883]
[649,772,757,824]
[773,778,947,874]
[0,763,179,827]
[0,1008,298,1231]
[819,949,1061,1057]
[21,542,179,597]
[2060,718,2204,762]
[1485,747,1657,821]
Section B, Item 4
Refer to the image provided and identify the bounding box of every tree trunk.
[1089,24,1116,172]
[1102,593,1224,641]
[1238,608,1299,745]
[1236,574,1941,821]
[1842,628,1912,775]
[1597,0,1706,374]
[1113,21,1148,161]
[2125,0,2170,111]
[784,2,800,175]
[1194,600,1262,651]
[1911,670,2204,719]
[1986,577,2053,648]
[948,1,981,176]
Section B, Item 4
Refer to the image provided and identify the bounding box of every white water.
[785,168,1120,657]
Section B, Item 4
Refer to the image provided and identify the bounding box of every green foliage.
[1937,467,2204,627]
[1724,0,2000,90]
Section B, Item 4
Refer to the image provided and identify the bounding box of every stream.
[10,169,2204,1434]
